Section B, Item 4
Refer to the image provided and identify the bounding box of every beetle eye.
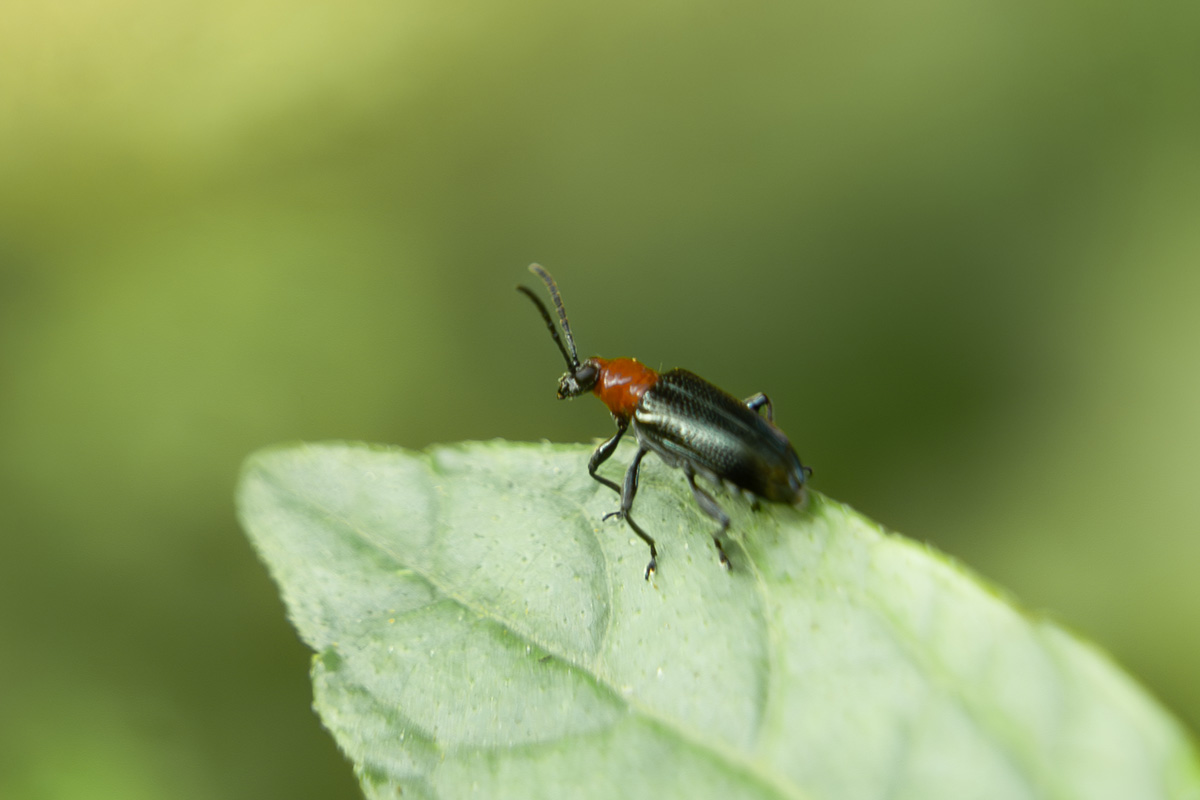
[575,362,599,390]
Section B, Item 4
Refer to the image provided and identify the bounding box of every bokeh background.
[3,1,1198,797]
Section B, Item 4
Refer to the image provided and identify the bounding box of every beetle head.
[557,360,599,399]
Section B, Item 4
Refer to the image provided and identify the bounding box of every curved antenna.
[517,284,577,371]
[518,266,583,371]
[527,264,581,367]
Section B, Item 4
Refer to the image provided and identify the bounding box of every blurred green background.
[2,0,1198,797]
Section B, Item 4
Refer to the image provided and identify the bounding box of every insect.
[518,263,811,579]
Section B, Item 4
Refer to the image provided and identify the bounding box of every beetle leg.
[587,418,628,494]
[744,392,774,424]
[683,466,733,571]
[602,447,657,579]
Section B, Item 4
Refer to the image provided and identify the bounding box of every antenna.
[517,264,581,370]
[528,264,580,367]
[517,283,577,371]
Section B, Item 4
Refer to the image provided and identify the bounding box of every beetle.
[518,264,811,579]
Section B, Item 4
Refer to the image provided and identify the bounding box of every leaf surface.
[237,441,1200,800]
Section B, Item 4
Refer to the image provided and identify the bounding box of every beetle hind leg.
[743,392,774,424]
[684,467,733,571]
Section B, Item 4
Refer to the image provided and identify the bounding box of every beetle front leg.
[744,392,773,424]
[587,418,628,494]
[684,466,733,570]
[602,447,657,579]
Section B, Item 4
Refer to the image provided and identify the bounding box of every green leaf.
[237,441,1200,800]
